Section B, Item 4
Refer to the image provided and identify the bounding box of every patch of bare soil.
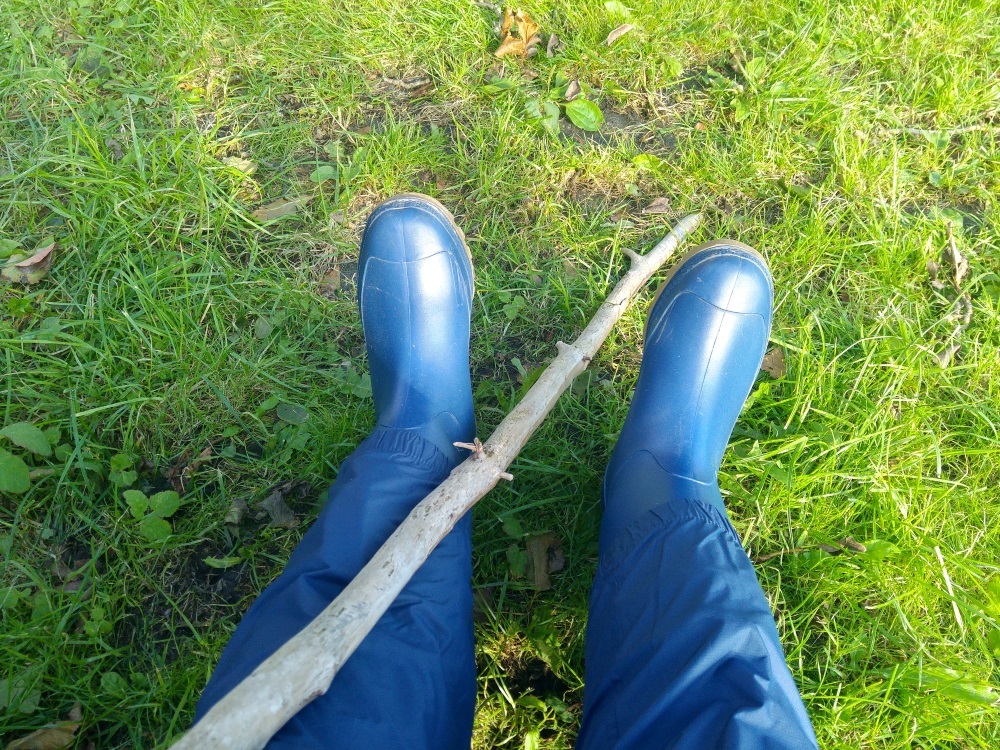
[115,540,255,665]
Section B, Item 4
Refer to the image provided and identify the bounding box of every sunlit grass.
[2,0,999,747]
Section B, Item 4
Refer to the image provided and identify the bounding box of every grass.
[2,0,999,747]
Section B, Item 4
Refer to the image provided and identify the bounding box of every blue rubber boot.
[578,241,818,749]
[194,194,478,749]
[359,192,476,462]
[599,240,774,546]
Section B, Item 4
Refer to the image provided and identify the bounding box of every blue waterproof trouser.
[195,428,817,748]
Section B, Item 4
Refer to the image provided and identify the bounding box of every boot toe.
[360,193,471,272]
[654,242,773,320]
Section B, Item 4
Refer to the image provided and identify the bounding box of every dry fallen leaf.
[943,225,969,289]
[936,340,962,368]
[318,261,358,300]
[930,226,973,369]
[546,33,562,58]
[253,479,312,528]
[819,537,867,556]
[105,138,124,160]
[51,554,91,597]
[257,491,298,528]
[225,496,249,525]
[378,74,433,98]
[525,532,564,591]
[605,23,634,46]
[761,346,787,378]
[7,706,81,750]
[565,79,582,101]
[164,443,213,493]
[495,8,541,59]
[222,156,257,175]
[926,258,947,290]
[2,239,56,285]
[839,536,867,553]
[320,266,341,295]
[328,210,346,229]
[189,445,213,473]
[641,197,671,214]
[251,195,314,222]
[955,294,972,327]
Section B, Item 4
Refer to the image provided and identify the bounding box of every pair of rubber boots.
[358,193,772,538]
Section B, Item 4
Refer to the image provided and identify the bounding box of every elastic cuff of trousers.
[598,497,743,573]
[353,426,455,477]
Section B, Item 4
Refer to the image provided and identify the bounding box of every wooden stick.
[172,213,702,750]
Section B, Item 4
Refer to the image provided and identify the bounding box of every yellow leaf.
[1,239,55,284]
[7,717,79,750]
[251,195,314,222]
[495,8,541,59]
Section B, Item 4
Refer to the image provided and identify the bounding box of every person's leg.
[577,243,817,750]
[195,194,478,750]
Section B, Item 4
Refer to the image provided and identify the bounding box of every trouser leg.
[577,498,817,750]
[195,427,476,750]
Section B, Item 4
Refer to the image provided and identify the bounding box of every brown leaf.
[328,210,346,229]
[495,8,541,59]
[320,266,341,293]
[694,121,707,132]
[164,444,212,493]
[7,714,80,750]
[58,578,88,595]
[956,293,972,327]
[935,341,961,368]
[253,479,312,528]
[525,33,542,58]
[495,35,526,58]
[605,23,634,46]
[51,559,73,581]
[525,532,563,591]
[105,138,123,161]
[561,258,580,278]
[52,556,91,597]
[761,346,787,378]
[225,496,249,525]
[318,260,358,300]
[565,80,582,101]
[189,445,213,473]
[2,239,56,285]
[641,197,671,214]
[943,224,969,289]
[251,195,314,222]
[839,536,866,553]
[546,33,562,58]
[257,491,299,528]
[378,75,433,98]
[818,537,867,556]
[222,156,257,175]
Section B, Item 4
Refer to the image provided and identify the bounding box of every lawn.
[2,0,1000,747]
